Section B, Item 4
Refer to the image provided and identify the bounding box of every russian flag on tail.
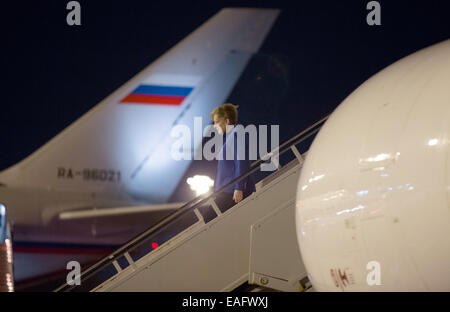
[120,84,194,106]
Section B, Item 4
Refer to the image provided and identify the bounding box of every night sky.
[1,0,449,199]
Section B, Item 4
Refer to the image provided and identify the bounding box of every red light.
[152,243,158,249]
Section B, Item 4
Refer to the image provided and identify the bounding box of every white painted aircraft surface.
[296,39,450,291]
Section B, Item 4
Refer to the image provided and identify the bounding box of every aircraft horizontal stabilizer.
[58,202,185,220]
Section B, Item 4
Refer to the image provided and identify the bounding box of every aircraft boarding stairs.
[55,116,328,292]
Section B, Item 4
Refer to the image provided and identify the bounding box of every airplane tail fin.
[0,8,280,203]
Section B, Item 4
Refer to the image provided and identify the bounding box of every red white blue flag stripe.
[120,84,194,105]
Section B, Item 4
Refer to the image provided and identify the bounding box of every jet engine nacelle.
[295,40,450,291]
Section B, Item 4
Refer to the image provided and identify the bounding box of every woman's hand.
[233,190,244,203]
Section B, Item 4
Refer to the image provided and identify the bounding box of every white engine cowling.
[295,40,450,291]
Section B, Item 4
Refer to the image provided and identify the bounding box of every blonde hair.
[210,103,239,125]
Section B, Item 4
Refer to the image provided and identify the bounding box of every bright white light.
[308,174,324,183]
[366,153,391,162]
[187,175,214,196]
[336,204,365,216]
[428,138,438,146]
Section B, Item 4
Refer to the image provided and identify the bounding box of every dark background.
[0,0,449,199]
